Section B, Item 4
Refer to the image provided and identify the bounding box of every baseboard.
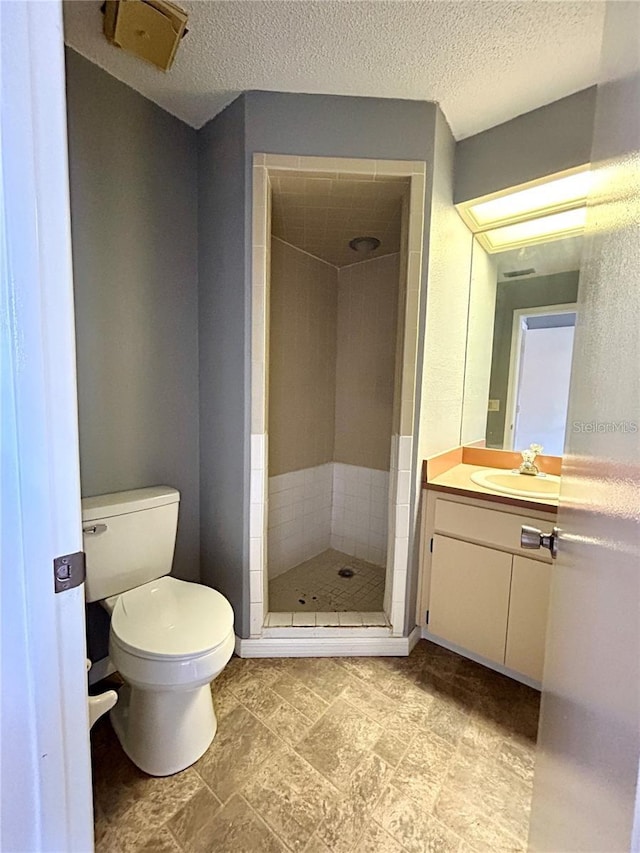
[420,628,541,690]
[236,627,420,658]
[407,625,421,653]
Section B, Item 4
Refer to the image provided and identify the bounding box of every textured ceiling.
[63,1,605,139]
[271,172,407,267]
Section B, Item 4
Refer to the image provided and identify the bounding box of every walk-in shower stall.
[249,155,426,639]
[268,188,403,621]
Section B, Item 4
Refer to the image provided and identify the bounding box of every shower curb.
[234,626,420,658]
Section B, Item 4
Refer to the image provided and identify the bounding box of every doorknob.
[521,525,560,559]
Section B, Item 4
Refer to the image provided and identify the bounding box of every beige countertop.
[427,463,559,514]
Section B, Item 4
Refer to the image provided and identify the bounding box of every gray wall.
[67,60,593,644]
[455,87,597,203]
[486,271,579,446]
[65,51,199,653]
[244,91,436,164]
[196,91,439,637]
[246,93,438,641]
[197,97,249,637]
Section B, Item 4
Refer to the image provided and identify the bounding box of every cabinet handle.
[83,523,107,535]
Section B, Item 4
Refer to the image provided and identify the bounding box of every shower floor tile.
[269,548,385,612]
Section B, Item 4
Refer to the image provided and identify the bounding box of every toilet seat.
[110,576,234,661]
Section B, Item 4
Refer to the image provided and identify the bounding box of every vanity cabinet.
[418,492,555,683]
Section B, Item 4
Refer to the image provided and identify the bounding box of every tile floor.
[264,610,389,629]
[92,641,539,853]
[269,549,385,613]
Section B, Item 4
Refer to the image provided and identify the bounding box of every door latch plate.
[53,551,86,593]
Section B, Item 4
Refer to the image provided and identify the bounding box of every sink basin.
[470,469,560,500]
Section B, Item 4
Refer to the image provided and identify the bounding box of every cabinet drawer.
[429,535,512,665]
[434,499,552,561]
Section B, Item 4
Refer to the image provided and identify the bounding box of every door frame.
[1,3,93,850]
[503,302,577,449]
[247,154,426,643]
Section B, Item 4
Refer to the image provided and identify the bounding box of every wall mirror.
[460,232,582,455]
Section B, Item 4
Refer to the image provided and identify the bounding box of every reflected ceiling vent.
[349,236,381,255]
[102,0,188,72]
[503,268,536,278]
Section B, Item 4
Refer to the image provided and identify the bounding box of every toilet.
[82,486,234,777]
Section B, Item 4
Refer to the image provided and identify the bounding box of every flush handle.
[521,525,560,559]
[83,523,107,535]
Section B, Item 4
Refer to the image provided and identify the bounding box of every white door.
[528,3,640,850]
[512,317,575,455]
[1,3,94,851]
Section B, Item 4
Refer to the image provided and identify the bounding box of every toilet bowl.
[105,576,234,776]
[82,486,235,777]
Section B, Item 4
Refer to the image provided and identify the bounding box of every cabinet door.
[429,535,512,664]
[505,555,552,682]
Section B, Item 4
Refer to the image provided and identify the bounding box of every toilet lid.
[110,576,234,659]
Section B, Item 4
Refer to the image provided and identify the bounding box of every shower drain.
[338,567,355,578]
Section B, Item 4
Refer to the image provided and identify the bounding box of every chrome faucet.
[519,443,544,475]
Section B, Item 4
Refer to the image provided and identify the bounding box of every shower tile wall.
[268,464,333,578]
[330,463,388,566]
[268,462,388,577]
[268,226,400,583]
[334,253,400,470]
[269,239,337,476]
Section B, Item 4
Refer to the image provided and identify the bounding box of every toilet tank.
[82,486,180,603]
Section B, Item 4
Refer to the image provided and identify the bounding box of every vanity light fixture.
[457,165,593,253]
[477,207,587,253]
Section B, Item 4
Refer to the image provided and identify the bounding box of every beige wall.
[419,110,474,460]
[269,239,337,475]
[334,253,400,471]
